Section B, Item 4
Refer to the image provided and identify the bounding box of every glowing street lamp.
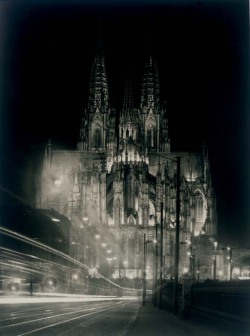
[72,273,78,294]
[72,273,78,280]
[82,215,89,221]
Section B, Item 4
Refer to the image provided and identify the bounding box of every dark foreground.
[0,299,139,336]
[0,298,249,336]
[129,303,250,336]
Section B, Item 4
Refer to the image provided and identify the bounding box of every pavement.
[126,302,250,336]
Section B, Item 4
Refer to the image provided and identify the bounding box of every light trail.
[16,302,124,336]
[1,247,72,274]
[0,226,140,293]
[0,261,43,275]
[0,306,97,329]
[0,295,138,304]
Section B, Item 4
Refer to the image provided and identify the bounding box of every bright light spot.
[102,243,107,247]
[227,247,231,250]
[95,234,100,239]
[187,252,191,256]
[214,241,218,248]
[113,256,117,260]
[52,218,60,222]
[54,180,62,185]
[72,274,78,280]
[124,261,128,266]
[183,267,188,274]
[107,249,112,253]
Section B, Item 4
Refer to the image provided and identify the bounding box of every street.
[0,298,140,336]
[0,295,249,336]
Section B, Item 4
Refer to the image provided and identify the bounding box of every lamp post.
[154,224,159,307]
[189,246,196,279]
[174,156,181,315]
[213,241,218,280]
[228,247,233,281]
[159,202,163,309]
[142,235,154,306]
[72,273,78,293]
[142,233,146,306]
[107,257,112,295]
[197,257,200,282]
[107,257,112,276]
[124,260,128,280]
[95,234,100,268]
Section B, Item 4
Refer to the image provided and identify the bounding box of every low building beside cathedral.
[36,31,217,283]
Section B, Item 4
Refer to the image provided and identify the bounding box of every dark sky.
[0,0,249,245]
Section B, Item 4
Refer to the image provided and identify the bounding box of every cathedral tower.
[37,28,217,281]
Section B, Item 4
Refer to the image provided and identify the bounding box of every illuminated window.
[195,193,204,223]
[147,125,156,148]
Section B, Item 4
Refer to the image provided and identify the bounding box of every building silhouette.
[36,30,217,281]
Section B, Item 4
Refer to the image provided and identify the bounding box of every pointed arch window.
[94,127,101,148]
[147,125,156,148]
[194,191,205,236]
[127,174,134,210]
[195,193,204,223]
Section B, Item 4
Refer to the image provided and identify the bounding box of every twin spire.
[88,24,109,111]
[78,24,169,152]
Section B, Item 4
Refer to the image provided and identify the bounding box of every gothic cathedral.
[37,30,217,281]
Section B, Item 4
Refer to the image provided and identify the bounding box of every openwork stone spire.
[121,77,136,124]
[140,52,160,112]
[88,25,109,111]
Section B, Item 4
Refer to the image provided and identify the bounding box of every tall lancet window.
[194,192,204,236]
[147,125,155,148]
[94,127,101,148]
[127,174,134,210]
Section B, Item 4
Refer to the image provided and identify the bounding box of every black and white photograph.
[0,0,249,335]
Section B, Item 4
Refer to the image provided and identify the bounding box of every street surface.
[0,296,249,336]
[0,298,140,336]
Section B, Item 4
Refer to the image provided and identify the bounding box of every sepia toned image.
[0,0,249,335]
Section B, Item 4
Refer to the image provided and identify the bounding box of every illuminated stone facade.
[36,32,217,281]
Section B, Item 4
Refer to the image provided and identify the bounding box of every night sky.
[0,0,249,245]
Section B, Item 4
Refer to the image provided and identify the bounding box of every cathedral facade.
[37,32,217,281]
